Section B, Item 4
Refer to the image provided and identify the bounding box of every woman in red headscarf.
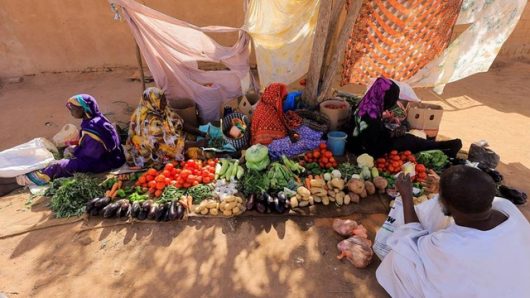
[251,83,289,145]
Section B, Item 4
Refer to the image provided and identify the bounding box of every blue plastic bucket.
[327,131,348,156]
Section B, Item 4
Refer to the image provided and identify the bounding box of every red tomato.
[209,173,215,180]
[170,168,178,176]
[329,157,336,163]
[305,152,312,160]
[175,182,182,189]
[319,143,327,150]
[192,169,200,176]
[186,176,196,183]
[400,154,407,161]
[415,164,426,173]
[209,167,215,174]
[138,176,146,184]
[321,157,329,164]
[146,175,154,182]
[203,177,211,184]
[170,180,177,186]
[417,172,427,179]
[376,158,386,163]
[313,150,321,158]
[192,181,199,186]
[164,178,171,185]
[162,170,171,178]
[388,165,395,173]
[164,163,174,171]
[390,150,398,156]
[147,180,157,188]
[324,151,333,158]
[196,176,203,183]
[156,182,166,190]
[207,159,216,167]
[319,162,325,168]
[155,190,162,197]
[155,175,166,182]
[148,187,156,194]
[325,163,332,169]
[183,183,191,188]
[147,168,157,176]
[392,155,401,161]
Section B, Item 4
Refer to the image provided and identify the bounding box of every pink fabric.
[110,0,251,121]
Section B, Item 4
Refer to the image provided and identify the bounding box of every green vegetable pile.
[159,186,186,203]
[338,162,361,179]
[188,184,214,204]
[46,173,104,218]
[265,162,296,191]
[239,169,269,196]
[416,150,449,172]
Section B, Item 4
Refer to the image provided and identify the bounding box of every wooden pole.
[302,0,333,107]
[135,43,146,91]
[317,0,361,102]
[322,0,346,70]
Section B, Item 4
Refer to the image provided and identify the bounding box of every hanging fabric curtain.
[109,0,251,122]
[341,0,463,86]
[243,0,320,88]
[406,0,527,93]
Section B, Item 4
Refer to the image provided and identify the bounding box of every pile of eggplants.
[86,197,186,221]
[245,191,290,214]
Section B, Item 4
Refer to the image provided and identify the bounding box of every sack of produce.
[336,236,373,269]
[52,124,80,148]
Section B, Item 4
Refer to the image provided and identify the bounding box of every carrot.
[109,181,123,199]
[305,177,312,190]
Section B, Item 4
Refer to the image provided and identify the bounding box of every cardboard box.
[406,103,443,138]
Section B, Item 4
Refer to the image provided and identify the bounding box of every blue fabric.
[198,123,236,153]
[283,91,302,112]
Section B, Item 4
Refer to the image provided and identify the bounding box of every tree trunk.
[318,0,362,102]
[302,0,333,106]
[322,0,346,72]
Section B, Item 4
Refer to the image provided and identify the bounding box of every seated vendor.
[18,94,126,185]
[348,77,462,158]
[125,87,207,168]
[377,165,530,297]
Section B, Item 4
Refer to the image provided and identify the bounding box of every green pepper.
[116,189,126,198]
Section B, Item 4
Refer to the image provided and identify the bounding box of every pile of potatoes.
[290,186,314,208]
[193,195,245,216]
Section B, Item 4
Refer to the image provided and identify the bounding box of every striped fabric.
[341,0,463,85]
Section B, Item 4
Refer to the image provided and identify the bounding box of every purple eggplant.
[103,202,120,218]
[176,203,185,220]
[246,194,255,210]
[131,202,141,218]
[255,201,267,213]
[168,201,178,221]
[95,196,111,208]
[148,203,159,220]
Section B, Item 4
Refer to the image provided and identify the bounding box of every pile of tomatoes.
[414,164,428,183]
[136,159,218,197]
[302,143,337,169]
[376,150,417,174]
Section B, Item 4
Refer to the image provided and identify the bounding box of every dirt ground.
[0,60,529,297]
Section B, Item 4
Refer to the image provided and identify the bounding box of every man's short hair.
[439,165,496,213]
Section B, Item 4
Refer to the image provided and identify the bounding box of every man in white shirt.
[376,165,530,297]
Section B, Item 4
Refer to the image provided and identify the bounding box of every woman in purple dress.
[20,94,125,185]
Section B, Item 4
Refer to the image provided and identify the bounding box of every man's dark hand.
[396,173,413,200]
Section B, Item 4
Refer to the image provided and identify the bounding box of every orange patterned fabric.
[341,0,463,85]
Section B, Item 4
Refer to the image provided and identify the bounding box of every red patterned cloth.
[251,83,289,145]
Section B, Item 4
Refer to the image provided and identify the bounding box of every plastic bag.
[0,138,57,178]
[332,219,368,238]
[337,236,374,269]
[373,196,451,260]
[52,124,80,148]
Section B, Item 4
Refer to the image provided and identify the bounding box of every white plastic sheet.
[0,138,57,178]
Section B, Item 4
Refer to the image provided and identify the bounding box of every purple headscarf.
[356,77,394,119]
[67,94,121,151]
